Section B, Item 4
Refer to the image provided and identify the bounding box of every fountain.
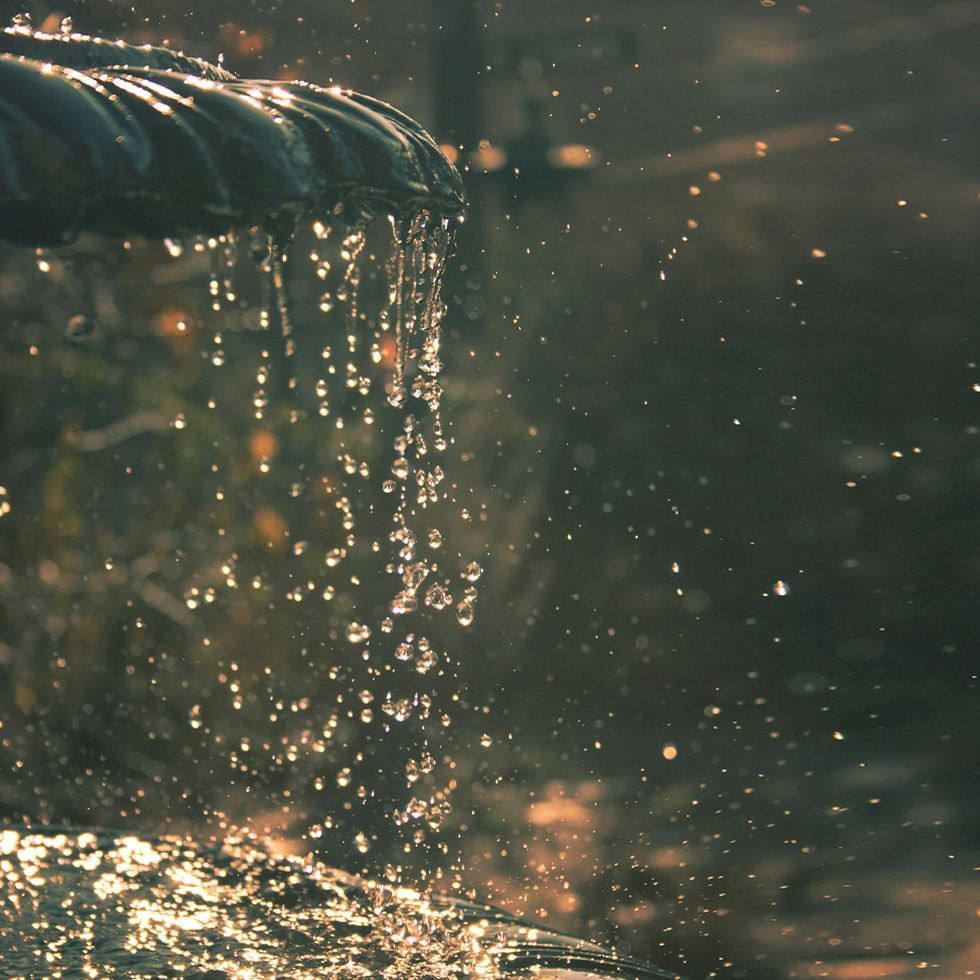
[0,22,679,978]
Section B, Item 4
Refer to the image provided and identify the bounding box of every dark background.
[1,1,977,977]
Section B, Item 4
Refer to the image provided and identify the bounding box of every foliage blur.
[1,1,978,976]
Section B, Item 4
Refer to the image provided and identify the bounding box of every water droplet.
[424,583,450,610]
[66,315,96,340]
[59,15,73,34]
[463,561,483,582]
[456,601,475,627]
[773,579,790,596]
[390,592,418,616]
[346,622,372,644]
[480,733,492,748]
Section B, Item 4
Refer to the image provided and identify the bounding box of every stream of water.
[0,210,680,978]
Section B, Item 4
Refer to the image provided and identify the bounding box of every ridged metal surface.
[0,28,465,245]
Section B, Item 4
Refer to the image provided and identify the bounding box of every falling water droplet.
[415,647,438,674]
[456,601,475,627]
[65,315,96,340]
[346,622,372,643]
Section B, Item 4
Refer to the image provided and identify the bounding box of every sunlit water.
[19,210,473,865]
[0,828,677,978]
[0,23,681,976]
[0,104,676,979]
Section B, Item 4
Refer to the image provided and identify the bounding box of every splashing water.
[10,207,478,882]
[0,23,680,977]
[0,829,677,978]
[0,183,481,892]
[178,210,476,871]
[7,209,672,973]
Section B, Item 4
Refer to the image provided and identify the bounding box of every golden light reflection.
[545,143,596,169]
[0,829,660,978]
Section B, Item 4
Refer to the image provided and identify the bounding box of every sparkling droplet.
[415,647,438,673]
[346,621,372,644]
[390,592,418,616]
[424,583,450,610]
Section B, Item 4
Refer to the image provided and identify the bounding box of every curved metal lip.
[0,25,238,80]
[0,29,465,245]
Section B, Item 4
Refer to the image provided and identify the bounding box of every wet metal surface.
[0,28,464,246]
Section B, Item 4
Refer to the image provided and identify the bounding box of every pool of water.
[0,828,678,978]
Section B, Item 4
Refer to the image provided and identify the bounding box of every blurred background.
[0,1,978,977]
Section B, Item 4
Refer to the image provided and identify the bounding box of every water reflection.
[0,829,677,978]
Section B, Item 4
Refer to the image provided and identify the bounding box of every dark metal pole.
[431,0,483,154]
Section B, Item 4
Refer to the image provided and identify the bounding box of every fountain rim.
[0,26,466,246]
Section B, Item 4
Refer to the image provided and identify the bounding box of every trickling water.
[0,22,679,976]
[1,213,683,976]
[18,209,476,877]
